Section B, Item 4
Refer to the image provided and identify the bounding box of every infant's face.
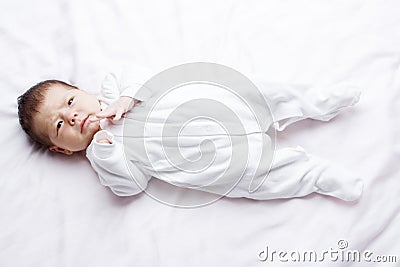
[34,85,101,153]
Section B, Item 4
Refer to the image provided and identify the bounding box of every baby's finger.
[89,116,101,122]
[95,108,117,119]
[89,113,110,122]
[113,108,124,121]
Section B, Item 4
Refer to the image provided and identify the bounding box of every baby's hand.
[95,130,113,144]
[97,139,112,144]
[90,96,140,122]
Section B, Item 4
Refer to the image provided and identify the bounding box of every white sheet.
[1,0,399,266]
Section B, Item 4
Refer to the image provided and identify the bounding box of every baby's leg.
[256,81,361,131]
[225,146,363,201]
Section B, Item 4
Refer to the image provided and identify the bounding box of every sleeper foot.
[310,84,361,122]
[314,159,364,201]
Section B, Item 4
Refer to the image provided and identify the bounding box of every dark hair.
[17,80,78,147]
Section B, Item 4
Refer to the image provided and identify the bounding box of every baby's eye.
[57,121,63,129]
[68,97,74,106]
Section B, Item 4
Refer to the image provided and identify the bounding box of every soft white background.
[1,0,399,266]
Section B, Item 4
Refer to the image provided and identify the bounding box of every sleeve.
[86,130,152,197]
[99,64,154,105]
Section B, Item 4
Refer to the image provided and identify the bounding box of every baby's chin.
[71,122,101,152]
[83,122,101,149]
[87,119,101,134]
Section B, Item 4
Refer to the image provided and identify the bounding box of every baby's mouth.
[80,116,89,133]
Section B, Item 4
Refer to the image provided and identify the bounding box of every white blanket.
[1,0,399,266]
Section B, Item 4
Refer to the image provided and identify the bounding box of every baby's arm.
[86,130,151,196]
[93,64,153,122]
[86,64,154,195]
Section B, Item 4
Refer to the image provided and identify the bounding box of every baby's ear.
[49,146,73,155]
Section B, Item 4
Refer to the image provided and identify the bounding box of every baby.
[17,64,363,201]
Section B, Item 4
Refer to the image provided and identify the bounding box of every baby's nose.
[68,111,79,125]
